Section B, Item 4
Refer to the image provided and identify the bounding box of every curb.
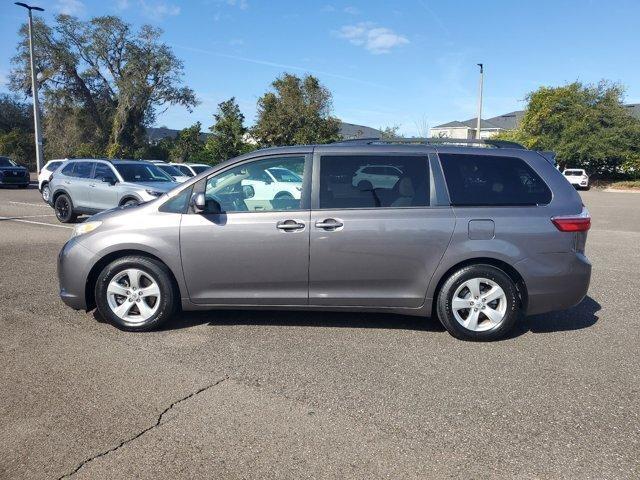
[602,188,640,194]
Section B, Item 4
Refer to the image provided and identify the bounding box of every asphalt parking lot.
[0,184,638,479]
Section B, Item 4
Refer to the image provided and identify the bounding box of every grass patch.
[607,180,640,190]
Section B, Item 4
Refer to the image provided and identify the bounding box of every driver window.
[204,156,305,213]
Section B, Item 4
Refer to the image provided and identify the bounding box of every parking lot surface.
[0,185,638,479]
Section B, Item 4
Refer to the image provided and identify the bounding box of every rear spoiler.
[537,151,557,166]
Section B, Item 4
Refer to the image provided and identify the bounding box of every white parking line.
[0,216,73,229]
[9,201,50,208]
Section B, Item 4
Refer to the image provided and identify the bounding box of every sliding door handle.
[315,218,344,230]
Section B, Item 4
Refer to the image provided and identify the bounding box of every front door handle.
[276,219,305,231]
[315,218,344,230]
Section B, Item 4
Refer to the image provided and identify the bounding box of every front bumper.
[517,252,592,316]
[0,175,30,186]
[58,237,96,310]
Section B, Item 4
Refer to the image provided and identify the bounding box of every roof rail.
[331,137,527,149]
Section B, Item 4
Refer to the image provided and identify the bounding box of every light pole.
[15,2,45,174]
[476,63,484,140]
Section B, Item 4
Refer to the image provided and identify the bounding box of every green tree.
[495,81,640,176]
[0,94,35,169]
[169,122,206,163]
[379,125,400,140]
[204,97,253,164]
[252,73,341,146]
[10,15,197,158]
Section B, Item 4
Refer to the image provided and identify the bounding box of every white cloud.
[337,22,409,54]
[219,0,248,9]
[343,6,359,15]
[139,1,181,20]
[55,0,86,16]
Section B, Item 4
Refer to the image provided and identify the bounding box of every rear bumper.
[58,238,95,310]
[517,252,592,316]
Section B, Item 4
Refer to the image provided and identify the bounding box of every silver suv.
[57,141,592,341]
[48,159,178,223]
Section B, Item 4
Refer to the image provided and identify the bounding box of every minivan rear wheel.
[95,256,176,332]
[436,264,519,341]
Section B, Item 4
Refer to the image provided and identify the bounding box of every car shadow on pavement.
[93,296,600,338]
[508,295,601,338]
[161,309,446,333]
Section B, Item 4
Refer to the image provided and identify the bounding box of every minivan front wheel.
[436,265,519,341]
[95,256,176,331]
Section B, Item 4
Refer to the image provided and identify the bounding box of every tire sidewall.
[54,193,75,223]
[42,184,50,202]
[95,256,175,331]
[437,265,519,341]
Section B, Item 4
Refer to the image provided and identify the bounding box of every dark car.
[0,156,30,188]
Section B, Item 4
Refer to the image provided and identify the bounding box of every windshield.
[114,163,174,182]
[157,164,185,177]
[0,157,17,167]
[191,165,210,174]
[268,168,302,182]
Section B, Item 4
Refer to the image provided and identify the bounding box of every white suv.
[242,167,302,200]
[563,169,589,189]
[352,164,403,189]
[39,159,67,202]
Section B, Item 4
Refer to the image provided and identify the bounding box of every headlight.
[145,189,163,197]
[72,221,102,238]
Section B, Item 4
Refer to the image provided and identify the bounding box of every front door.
[309,152,455,308]
[180,154,311,305]
[89,162,119,210]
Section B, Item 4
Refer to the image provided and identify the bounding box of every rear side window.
[48,161,62,171]
[319,155,430,209]
[439,154,551,206]
[93,163,114,180]
[61,164,75,176]
[73,162,94,179]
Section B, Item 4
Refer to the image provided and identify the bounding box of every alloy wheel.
[451,277,507,332]
[106,269,161,324]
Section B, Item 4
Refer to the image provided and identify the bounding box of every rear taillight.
[552,208,591,232]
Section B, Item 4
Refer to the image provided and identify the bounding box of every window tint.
[191,165,210,174]
[157,164,184,177]
[93,163,115,180]
[439,154,552,206]
[114,163,173,182]
[204,156,305,213]
[61,163,75,176]
[319,155,430,209]
[73,162,94,179]
[160,186,193,214]
[48,161,62,171]
[176,165,194,176]
[0,157,16,167]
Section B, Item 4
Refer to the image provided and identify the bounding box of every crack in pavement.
[58,376,228,479]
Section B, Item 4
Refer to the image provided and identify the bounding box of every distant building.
[146,122,381,145]
[431,104,640,139]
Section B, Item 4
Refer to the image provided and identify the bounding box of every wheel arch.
[85,249,181,311]
[119,195,141,206]
[51,187,71,204]
[430,257,528,316]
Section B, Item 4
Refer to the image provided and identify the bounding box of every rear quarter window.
[439,153,552,206]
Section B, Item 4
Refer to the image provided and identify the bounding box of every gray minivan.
[57,141,591,341]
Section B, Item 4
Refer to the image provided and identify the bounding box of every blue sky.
[1,0,639,136]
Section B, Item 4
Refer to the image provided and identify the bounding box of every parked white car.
[39,159,67,202]
[563,169,590,189]
[154,163,191,183]
[169,163,211,177]
[352,164,403,189]
[242,167,303,200]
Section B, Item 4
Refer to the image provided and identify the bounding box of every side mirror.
[242,184,255,199]
[191,192,206,213]
[102,176,117,185]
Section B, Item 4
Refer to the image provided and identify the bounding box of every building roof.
[434,104,640,131]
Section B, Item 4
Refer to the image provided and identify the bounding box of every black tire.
[436,264,519,341]
[54,193,78,223]
[122,198,139,207]
[94,255,177,332]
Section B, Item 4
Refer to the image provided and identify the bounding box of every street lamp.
[15,2,45,174]
[476,63,484,140]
